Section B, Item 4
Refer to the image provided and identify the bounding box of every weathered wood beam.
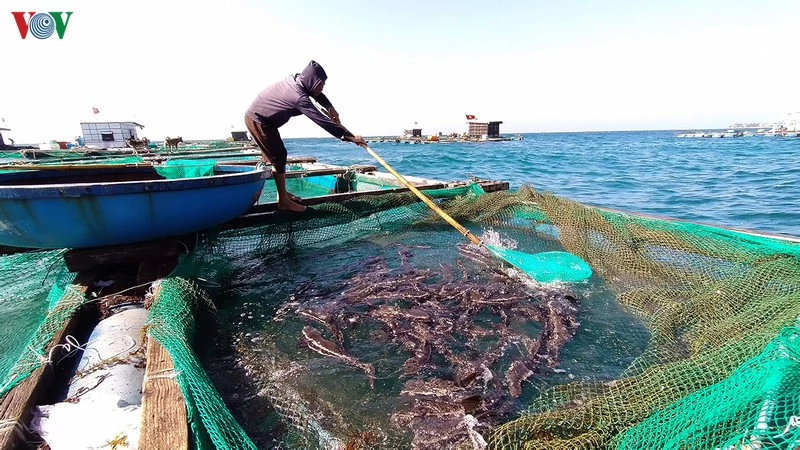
[139,337,188,450]
[226,180,510,229]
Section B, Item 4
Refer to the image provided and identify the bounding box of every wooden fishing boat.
[0,163,270,249]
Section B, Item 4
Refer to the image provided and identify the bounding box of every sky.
[2,0,799,143]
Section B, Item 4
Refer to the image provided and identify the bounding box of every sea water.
[285,131,800,237]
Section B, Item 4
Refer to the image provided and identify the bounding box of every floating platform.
[366,135,525,144]
[676,130,800,138]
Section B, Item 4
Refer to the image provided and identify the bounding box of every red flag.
[465,114,476,120]
[92,107,100,114]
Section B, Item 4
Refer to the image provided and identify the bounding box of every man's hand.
[328,106,341,125]
[346,135,367,146]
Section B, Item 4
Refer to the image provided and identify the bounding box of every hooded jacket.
[245,61,353,140]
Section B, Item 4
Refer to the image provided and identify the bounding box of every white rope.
[195,277,221,288]
[778,415,800,437]
[47,334,94,365]
[84,281,155,304]
[145,368,181,380]
[174,238,191,255]
[0,419,29,441]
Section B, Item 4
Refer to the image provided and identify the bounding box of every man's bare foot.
[278,199,306,213]
[276,193,303,203]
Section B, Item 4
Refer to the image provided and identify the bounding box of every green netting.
[0,250,83,396]
[480,189,800,450]
[147,277,257,450]
[15,180,790,449]
[258,175,341,203]
[42,155,146,166]
[155,159,218,179]
[0,151,24,160]
[615,321,800,449]
[353,176,397,191]
[180,185,800,449]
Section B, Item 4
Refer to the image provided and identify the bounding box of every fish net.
[2,183,799,449]
[147,277,257,450]
[144,184,800,449]
[0,250,83,396]
[482,190,800,450]
[154,159,218,179]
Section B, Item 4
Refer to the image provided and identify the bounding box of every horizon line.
[11,127,759,145]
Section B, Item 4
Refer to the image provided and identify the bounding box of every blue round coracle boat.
[0,163,271,249]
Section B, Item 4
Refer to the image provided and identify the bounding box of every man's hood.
[296,60,327,93]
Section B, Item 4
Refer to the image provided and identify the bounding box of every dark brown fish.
[282,251,584,441]
[296,306,346,347]
[505,360,534,398]
[301,326,375,388]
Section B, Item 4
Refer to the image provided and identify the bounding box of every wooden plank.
[143,151,261,162]
[0,271,95,449]
[213,156,320,166]
[0,163,155,172]
[200,165,369,176]
[227,180,510,229]
[64,237,193,272]
[287,156,317,164]
[241,182,448,215]
[136,260,161,286]
[479,181,510,192]
[138,146,256,159]
[139,337,189,450]
[225,211,281,229]
[347,165,379,173]
[241,179,506,215]
[283,167,379,178]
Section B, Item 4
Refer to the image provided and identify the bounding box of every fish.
[401,340,431,376]
[394,379,490,450]
[301,326,375,389]
[283,252,584,439]
[505,360,534,398]
[296,306,345,346]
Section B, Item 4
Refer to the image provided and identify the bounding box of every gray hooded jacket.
[245,61,353,140]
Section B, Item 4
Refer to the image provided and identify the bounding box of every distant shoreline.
[10,129,768,146]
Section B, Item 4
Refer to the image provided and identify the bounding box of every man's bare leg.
[274,173,306,212]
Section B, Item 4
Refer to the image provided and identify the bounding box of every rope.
[0,419,30,442]
[144,368,181,381]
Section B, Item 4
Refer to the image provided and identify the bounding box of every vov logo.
[11,12,73,39]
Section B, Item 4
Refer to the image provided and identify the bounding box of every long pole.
[359,143,483,246]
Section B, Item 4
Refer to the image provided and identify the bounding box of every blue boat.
[0,163,270,249]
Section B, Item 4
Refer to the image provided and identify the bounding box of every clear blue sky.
[3,0,799,142]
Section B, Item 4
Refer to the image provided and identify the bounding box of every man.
[245,60,366,212]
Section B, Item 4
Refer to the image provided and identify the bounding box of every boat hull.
[0,165,270,249]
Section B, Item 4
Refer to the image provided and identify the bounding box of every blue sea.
[285,131,800,238]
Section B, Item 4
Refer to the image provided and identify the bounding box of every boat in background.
[0,163,270,249]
